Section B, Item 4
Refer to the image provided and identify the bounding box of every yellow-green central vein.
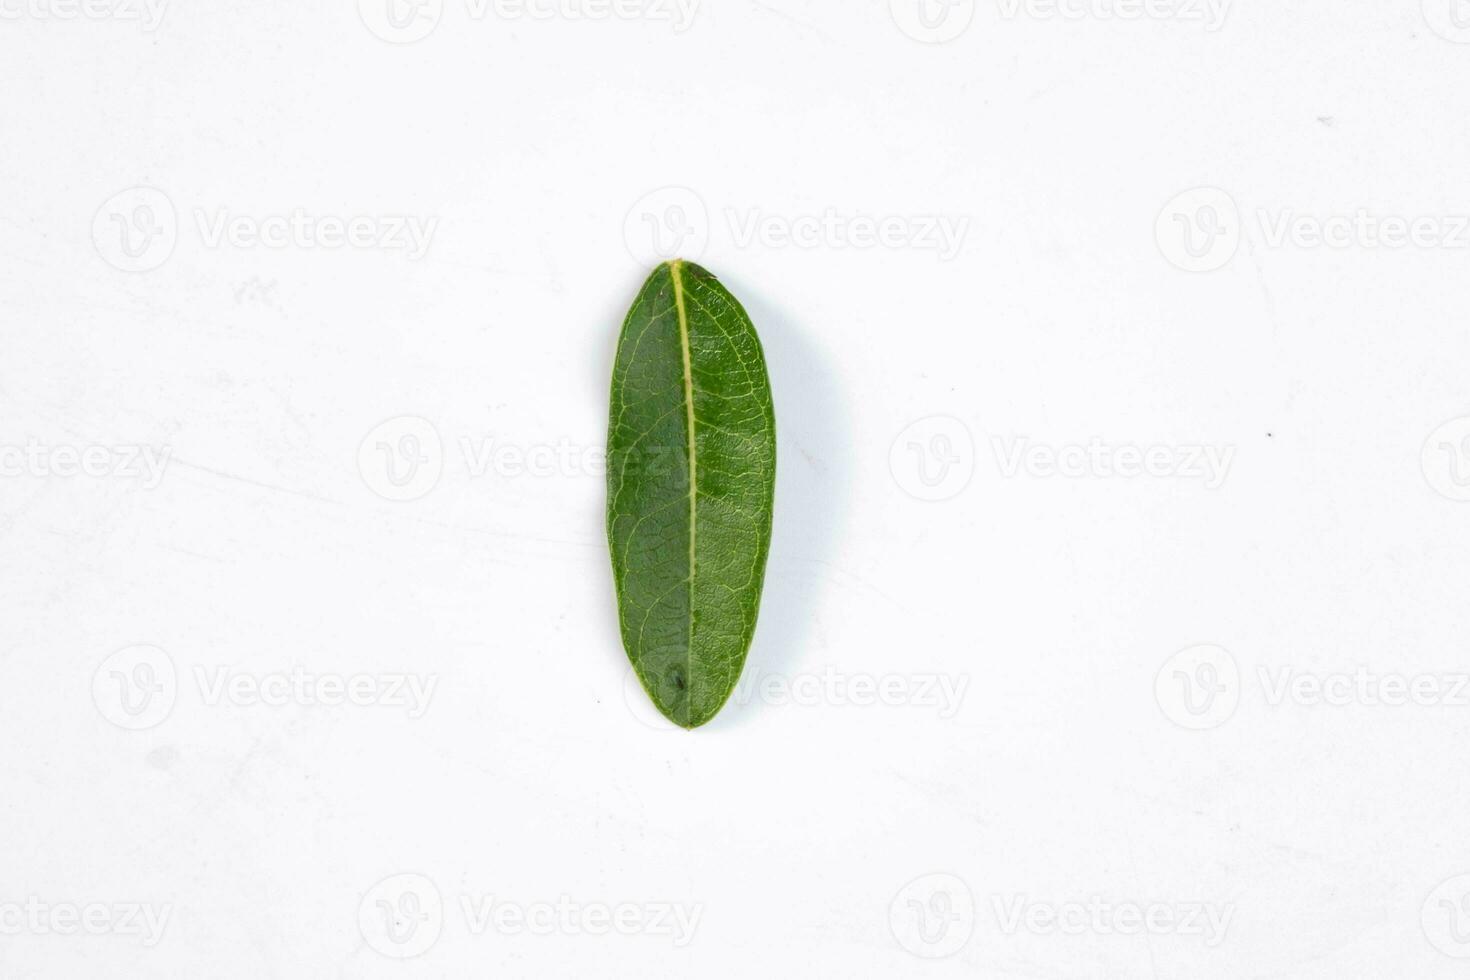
[670,260,697,698]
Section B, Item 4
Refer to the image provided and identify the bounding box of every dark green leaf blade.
[607,260,777,729]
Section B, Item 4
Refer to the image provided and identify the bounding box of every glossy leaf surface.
[606,260,776,728]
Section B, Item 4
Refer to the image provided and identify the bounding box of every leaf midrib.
[670,259,697,717]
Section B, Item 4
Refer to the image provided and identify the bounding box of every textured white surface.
[3,2,1470,977]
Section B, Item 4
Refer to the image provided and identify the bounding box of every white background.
[3,1,1470,977]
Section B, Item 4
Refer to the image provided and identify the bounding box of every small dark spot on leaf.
[147,746,179,771]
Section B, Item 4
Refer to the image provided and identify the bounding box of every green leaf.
[606,259,777,729]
